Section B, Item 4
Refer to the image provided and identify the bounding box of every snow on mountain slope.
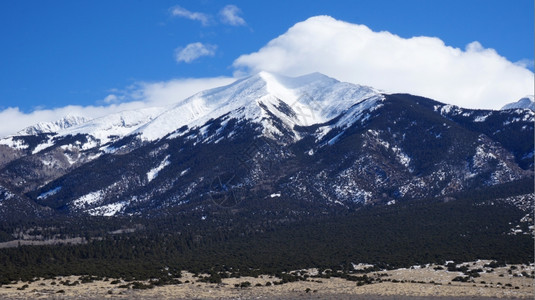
[0,107,167,154]
[17,115,90,136]
[136,71,381,141]
[59,107,166,145]
[501,95,535,111]
[54,107,166,152]
[0,116,88,152]
[147,155,171,182]
[0,137,29,150]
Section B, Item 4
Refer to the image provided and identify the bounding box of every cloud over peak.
[234,16,534,109]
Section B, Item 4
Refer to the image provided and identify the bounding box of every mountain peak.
[136,72,380,141]
[257,71,339,91]
[501,95,534,111]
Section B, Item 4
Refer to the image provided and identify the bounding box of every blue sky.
[0,0,533,136]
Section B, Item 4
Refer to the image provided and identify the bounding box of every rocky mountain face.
[0,72,533,220]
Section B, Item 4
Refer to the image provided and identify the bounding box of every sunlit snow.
[72,191,104,209]
[136,72,381,142]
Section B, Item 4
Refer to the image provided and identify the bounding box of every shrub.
[451,276,469,282]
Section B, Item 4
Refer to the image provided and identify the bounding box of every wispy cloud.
[219,5,246,26]
[175,42,217,63]
[234,16,534,110]
[170,5,246,27]
[170,5,211,26]
[102,94,120,104]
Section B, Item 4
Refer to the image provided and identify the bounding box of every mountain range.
[0,72,533,221]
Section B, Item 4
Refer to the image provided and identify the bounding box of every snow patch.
[86,153,102,161]
[32,140,54,154]
[86,201,127,217]
[80,138,99,150]
[439,104,463,116]
[314,126,332,141]
[473,144,497,170]
[327,131,344,145]
[37,187,62,200]
[147,155,171,182]
[72,191,104,209]
[474,114,490,122]
[392,146,411,169]
[0,137,29,150]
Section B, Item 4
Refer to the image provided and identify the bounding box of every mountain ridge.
[16,115,91,136]
[501,95,535,111]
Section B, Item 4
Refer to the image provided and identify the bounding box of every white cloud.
[102,94,119,104]
[170,6,211,26]
[125,77,235,107]
[175,42,217,63]
[219,5,246,26]
[233,16,534,109]
[515,58,535,70]
[0,77,234,138]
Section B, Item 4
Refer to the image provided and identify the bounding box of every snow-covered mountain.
[501,95,535,111]
[1,72,379,154]
[137,72,381,141]
[0,72,533,220]
[17,115,91,136]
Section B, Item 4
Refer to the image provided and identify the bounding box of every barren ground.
[1,260,532,299]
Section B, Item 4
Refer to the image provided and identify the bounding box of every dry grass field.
[0,260,532,299]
